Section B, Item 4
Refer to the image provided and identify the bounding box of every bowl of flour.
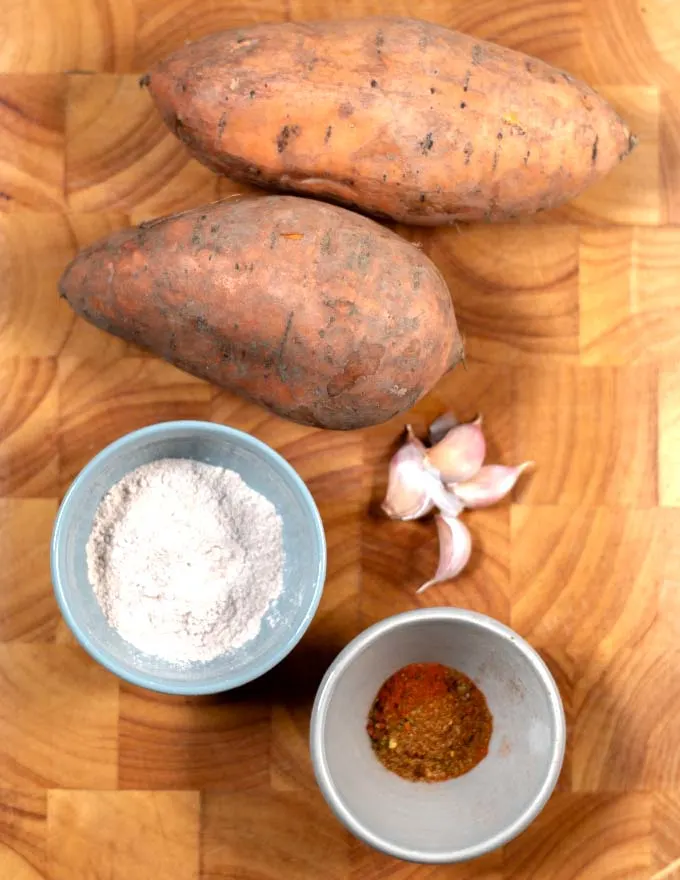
[51,420,326,694]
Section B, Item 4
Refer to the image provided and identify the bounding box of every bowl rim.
[51,419,327,695]
[310,607,566,864]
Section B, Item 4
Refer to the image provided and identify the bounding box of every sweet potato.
[58,196,463,430]
[142,17,636,225]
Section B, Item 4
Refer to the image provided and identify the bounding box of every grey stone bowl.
[310,608,565,864]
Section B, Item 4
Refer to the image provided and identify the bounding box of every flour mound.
[86,458,284,664]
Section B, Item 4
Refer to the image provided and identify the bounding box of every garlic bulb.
[380,413,534,590]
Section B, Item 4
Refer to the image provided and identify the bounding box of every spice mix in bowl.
[310,608,565,864]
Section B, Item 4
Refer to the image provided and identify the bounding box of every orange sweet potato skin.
[143,17,635,225]
[58,196,463,430]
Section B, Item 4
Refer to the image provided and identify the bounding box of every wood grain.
[0,75,65,210]
[66,74,218,214]
[118,685,271,791]
[48,790,199,880]
[0,359,59,497]
[202,791,351,880]
[0,790,46,880]
[426,225,580,366]
[503,793,654,880]
[1,0,680,877]
[578,227,680,365]
[0,500,60,642]
[58,356,212,488]
[512,366,657,507]
[0,645,118,788]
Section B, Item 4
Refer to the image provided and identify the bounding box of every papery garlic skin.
[429,412,459,446]
[417,515,472,594]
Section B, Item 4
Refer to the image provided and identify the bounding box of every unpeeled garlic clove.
[382,427,432,520]
[429,412,459,446]
[425,416,486,483]
[452,462,534,508]
[417,515,472,593]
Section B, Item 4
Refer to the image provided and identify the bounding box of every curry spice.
[367,662,493,782]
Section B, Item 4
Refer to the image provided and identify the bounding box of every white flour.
[86,458,284,664]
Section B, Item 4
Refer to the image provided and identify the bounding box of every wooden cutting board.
[1,1,679,878]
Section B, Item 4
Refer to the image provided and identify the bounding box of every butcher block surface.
[1,1,680,878]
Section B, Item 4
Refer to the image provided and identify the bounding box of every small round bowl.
[51,420,326,695]
[310,608,565,864]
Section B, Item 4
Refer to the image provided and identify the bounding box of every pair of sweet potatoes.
[60,17,634,430]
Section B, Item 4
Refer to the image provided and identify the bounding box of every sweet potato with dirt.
[58,196,463,430]
[142,17,636,225]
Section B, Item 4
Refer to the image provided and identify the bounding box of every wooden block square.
[48,791,199,880]
[0,75,65,210]
[503,793,653,879]
[0,359,59,497]
[132,0,289,70]
[201,791,351,880]
[511,507,670,666]
[0,500,59,642]
[661,91,680,223]
[119,685,271,790]
[581,0,673,87]
[0,790,46,880]
[0,213,131,359]
[0,645,118,788]
[660,370,680,507]
[580,227,680,366]
[512,365,657,507]
[66,74,218,214]
[0,4,136,73]
[58,356,212,489]
[572,612,680,792]
[512,506,680,791]
[425,225,579,365]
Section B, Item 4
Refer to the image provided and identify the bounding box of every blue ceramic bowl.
[51,420,326,695]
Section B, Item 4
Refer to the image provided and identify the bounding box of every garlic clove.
[426,475,465,518]
[452,462,535,508]
[425,417,486,483]
[429,412,459,446]
[381,428,431,520]
[417,515,472,593]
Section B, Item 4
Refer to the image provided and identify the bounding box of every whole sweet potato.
[58,196,463,430]
[142,17,635,225]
